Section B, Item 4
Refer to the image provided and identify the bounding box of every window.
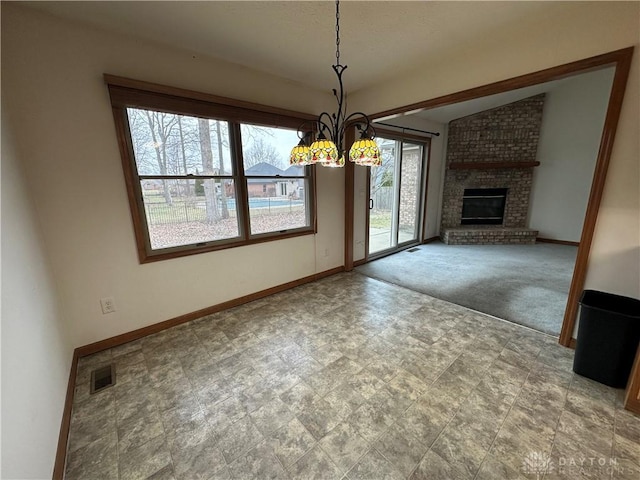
[107,77,316,262]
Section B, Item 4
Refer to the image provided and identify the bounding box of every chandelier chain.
[335,0,340,66]
[288,0,381,168]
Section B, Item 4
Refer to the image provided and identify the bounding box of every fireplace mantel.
[448,161,541,170]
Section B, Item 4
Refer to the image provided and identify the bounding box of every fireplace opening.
[461,188,508,225]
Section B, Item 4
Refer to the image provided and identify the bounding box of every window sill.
[139,227,317,264]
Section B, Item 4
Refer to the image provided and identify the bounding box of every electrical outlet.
[100,297,116,314]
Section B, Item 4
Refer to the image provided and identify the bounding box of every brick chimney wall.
[440,94,545,230]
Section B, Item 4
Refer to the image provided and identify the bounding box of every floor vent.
[407,247,420,252]
[90,364,115,394]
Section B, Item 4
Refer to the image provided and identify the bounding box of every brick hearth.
[441,227,538,245]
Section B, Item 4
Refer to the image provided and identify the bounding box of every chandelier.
[289,0,381,168]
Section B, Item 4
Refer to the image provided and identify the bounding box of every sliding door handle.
[369,199,374,210]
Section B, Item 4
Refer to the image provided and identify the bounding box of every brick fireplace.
[440,94,544,245]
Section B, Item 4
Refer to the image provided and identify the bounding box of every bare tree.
[214,120,229,219]
[370,139,396,196]
[128,110,293,221]
[144,111,180,205]
[197,119,221,223]
[177,116,191,196]
[243,137,284,169]
[127,109,158,175]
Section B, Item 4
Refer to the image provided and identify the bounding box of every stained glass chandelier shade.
[289,140,311,166]
[289,0,380,168]
[309,135,339,164]
[349,136,381,167]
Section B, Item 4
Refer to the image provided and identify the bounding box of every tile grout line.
[135,339,173,480]
[305,332,432,479]
[397,316,476,479]
[404,332,483,480]
[470,336,541,480]
[282,420,322,475]
[539,370,573,479]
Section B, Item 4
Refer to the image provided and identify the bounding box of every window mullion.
[139,175,231,180]
[231,122,251,241]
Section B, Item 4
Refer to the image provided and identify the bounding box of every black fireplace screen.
[461,188,508,225]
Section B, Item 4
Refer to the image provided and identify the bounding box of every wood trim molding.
[569,338,577,349]
[367,47,634,349]
[76,266,344,357]
[420,141,433,243]
[364,165,371,264]
[353,258,367,267]
[624,345,640,414]
[423,236,440,244]
[537,238,580,247]
[448,161,540,170]
[52,351,79,480]
[344,127,356,272]
[104,74,317,122]
[559,48,634,346]
[370,48,633,121]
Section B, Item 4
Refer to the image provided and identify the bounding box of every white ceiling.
[23,1,572,93]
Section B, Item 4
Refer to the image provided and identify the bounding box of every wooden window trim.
[106,75,317,263]
[105,74,317,122]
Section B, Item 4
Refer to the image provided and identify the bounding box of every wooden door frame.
[344,47,634,347]
[625,345,640,414]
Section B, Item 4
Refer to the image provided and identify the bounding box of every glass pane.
[369,138,397,254]
[248,178,309,235]
[241,124,300,175]
[127,108,233,176]
[141,178,240,249]
[398,142,422,243]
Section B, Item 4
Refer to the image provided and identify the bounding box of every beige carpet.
[356,241,578,336]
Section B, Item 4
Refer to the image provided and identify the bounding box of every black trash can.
[573,290,640,388]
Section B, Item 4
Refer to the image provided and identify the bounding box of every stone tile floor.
[65,272,640,479]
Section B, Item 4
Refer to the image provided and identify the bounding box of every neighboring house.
[244,162,283,197]
[282,165,305,199]
[244,162,304,198]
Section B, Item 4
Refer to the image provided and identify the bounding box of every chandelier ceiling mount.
[289,0,381,168]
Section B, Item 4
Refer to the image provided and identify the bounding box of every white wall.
[1,4,340,350]
[1,108,73,478]
[349,2,640,303]
[529,68,615,242]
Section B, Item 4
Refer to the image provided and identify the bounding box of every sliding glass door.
[368,136,426,257]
